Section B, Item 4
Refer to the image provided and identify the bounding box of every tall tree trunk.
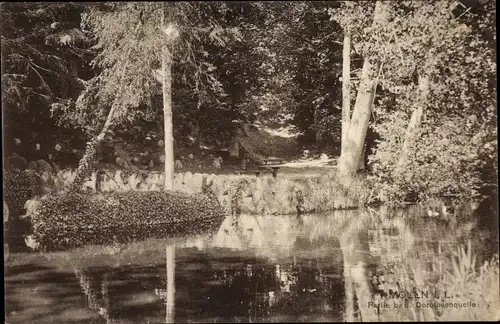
[337,1,385,176]
[341,30,351,158]
[337,59,378,176]
[162,7,175,191]
[395,75,430,174]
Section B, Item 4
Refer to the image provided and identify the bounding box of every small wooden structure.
[224,124,290,179]
[234,156,284,179]
[235,165,281,179]
[261,157,284,165]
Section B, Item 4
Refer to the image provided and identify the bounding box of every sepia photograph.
[2,1,498,323]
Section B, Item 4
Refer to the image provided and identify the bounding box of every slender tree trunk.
[341,30,351,158]
[395,75,430,173]
[337,1,385,176]
[65,22,142,194]
[162,7,175,191]
[65,104,118,193]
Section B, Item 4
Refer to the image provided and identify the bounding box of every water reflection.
[5,205,493,323]
[69,227,346,323]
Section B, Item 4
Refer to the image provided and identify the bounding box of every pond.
[4,205,498,323]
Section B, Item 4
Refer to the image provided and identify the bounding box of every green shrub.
[30,190,226,251]
[370,116,497,205]
[3,169,41,215]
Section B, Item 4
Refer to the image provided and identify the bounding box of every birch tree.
[160,5,179,190]
[332,0,495,202]
[331,1,388,176]
[61,2,238,192]
[366,0,496,202]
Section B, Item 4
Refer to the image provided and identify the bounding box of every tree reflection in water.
[68,214,349,323]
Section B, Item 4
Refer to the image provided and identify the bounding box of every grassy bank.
[375,242,500,322]
[364,208,500,322]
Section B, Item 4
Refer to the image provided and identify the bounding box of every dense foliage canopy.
[1,1,497,204]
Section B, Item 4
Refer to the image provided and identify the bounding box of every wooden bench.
[261,157,284,165]
[235,165,281,179]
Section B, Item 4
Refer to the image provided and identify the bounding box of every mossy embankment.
[39,168,374,215]
[5,167,374,251]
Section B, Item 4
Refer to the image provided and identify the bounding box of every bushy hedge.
[4,169,41,215]
[3,169,42,251]
[30,190,226,251]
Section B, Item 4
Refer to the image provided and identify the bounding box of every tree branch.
[27,62,54,97]
[455,6,472,20]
